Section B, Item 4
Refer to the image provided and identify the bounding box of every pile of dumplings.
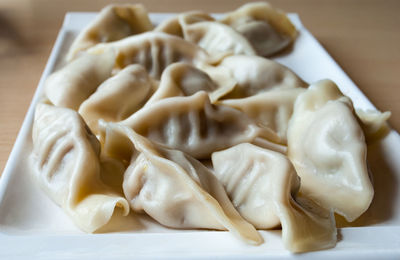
[31,2,391,253]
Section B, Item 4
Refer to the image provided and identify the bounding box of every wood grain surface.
[1,0,399,175]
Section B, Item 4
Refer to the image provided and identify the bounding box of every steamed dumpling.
[120,91,279,159]
[154,15,184,37]
[79,64,157,134]
[66,4,153,61]
[220,2,297,56]
[219,88,305,143]
[155,11,215,38]
[179,11,216,26]
[181,20,257,56]
[287,80,373,222]
[88,32,211,79]
[101,123,263,245]
[45,51,115,110]
[356,109,391,143]
[212,143,337,253]
[31,102,129,232]
[219,55,307,98]
[145,62,235,105]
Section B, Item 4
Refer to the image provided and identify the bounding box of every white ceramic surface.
[0,13,399,259]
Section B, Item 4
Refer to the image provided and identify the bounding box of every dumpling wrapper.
[79,64,157,134]
[219,87,305,144]
[220,2,297,57]
[180,20,257,57]
[155,11,215,38]
[154,15,184,37]
[88,32,212,80]
[219,55,307,98]
[212,143,337,253]
[287,79,373,222]
[45,51,115,110]
[356,109,391,143]
[66,4,153,61]
[31,103,129,232]
[145,62,235,105]
[100,123,263,245]
[120,91,279,159]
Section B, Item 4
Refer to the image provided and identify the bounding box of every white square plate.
[1,13,400,259]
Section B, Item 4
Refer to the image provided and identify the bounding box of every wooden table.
[1,0,399,175]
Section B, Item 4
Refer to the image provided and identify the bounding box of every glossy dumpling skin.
[101,123,263,245]
[219,55,307,98]
[145,62,235,105]
[79,64,156,134]
[88,32,211,80]
[31,103,129,232]
[66,4,153,61]
[45,51,115,110]
[120,91,279,159]
[287,79,373,222]
[220,2,297,57]
[212,143,337,253]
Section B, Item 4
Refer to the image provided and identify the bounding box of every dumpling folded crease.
[180,20,257,57]
[87,32,213,79]
[79,64,157,134]
[212,143,337,253]
[217,55,307,99]
[31,103,129,232]
[66,4,153,61]
[219,87,305,144]
[145,62,236,105]
[100,122,263,245]
[220,2,297,57]
[287,79,374,222]
[30,2,382,253]
[120,91,280,159]
[45,50,116,110]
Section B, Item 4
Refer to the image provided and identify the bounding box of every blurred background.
[0,0,399,174]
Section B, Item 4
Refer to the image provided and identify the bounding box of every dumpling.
[219,55,307,98]
[196,63,237,102]
[79,64,157,134]
[145,62,235,105]
[219,87,305,143]
[220,2,297,56]
[31,102,129,232]
[66,4,153,61]
[212,143,337,253]
[180,20,257,56]
[287,79,373,222]
[155,11,215,38]
[120,91,279,159]
[101,122,263,245]
[179,11,215,26]
[45,51,115,110]
[356,109,391,143]
[88,32,211,79]
[154,15,184,37]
